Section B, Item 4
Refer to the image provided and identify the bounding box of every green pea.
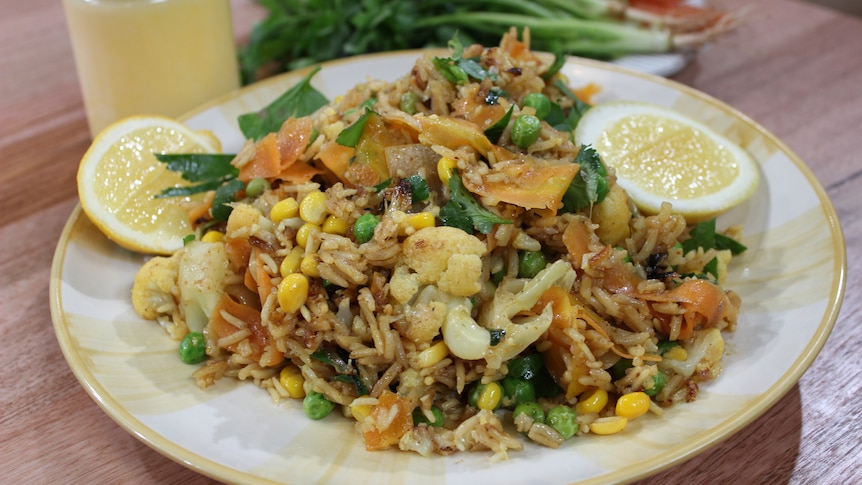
[546,405,578,439]
[467,382,484,408]
[353,213,380,244]
[511,114,541,148]
[518,250,547,278]
[507,353,544,381]
[400,92,420,115]
[644,369,667,397]
[522,92,551,120]
[513,401,545,425]
[502,376,536,407]
[611,358,633,380]
[303,391,335,420]
[178,331,207,364]
[245,177,271,198]
[412,405,444,427]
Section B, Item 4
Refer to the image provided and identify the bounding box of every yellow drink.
[63,0,240,136]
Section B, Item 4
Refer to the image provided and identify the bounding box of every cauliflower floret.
[390,264,421,304]
[399,301,447,344]
[178,241,234,333]
[659,328,725,379]
[225,202,273,239]
[132,252,180,321]
[438,253,483,296]
[402,226,486,281]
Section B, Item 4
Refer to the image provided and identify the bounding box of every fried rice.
[131,28,742,460]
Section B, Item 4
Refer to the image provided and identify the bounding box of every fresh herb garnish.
[561,145,609,211]
[336,107,375,147]
[211,178,246,221]
[238,66,329,140]
[440,173,512,234]
[312,347,368,395]
[433,36,497,85]
[682,218,747,255]
[407,175,430,201]
[553,78,591,128]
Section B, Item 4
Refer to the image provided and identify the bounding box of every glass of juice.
[63,0,241,136]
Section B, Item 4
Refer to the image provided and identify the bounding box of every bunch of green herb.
[238,0,733,84]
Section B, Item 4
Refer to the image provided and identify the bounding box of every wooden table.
[1,0,858,483]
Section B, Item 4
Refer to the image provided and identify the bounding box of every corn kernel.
[322,214,349,235]
[576,388,608,415]
[299,190,328,225]
[200,230,224,243]
[663,346,688,361]
[296,223,320,248]
[437,157,457,186]
[615,391,651,419]
[407,212,436,230]
[270,197,299,223]
[416,341,449,368]
[279,246,304,277]
[590,416,628,435]
[277,273,309,313]
[300,255,320,278]
[477,381,503,411]
[350,404,373,422]
[279,365,306,399]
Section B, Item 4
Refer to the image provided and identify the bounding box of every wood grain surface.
[1,0,858,483]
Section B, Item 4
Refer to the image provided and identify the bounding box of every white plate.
[51,50,846,485]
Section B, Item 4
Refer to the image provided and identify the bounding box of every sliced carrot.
[464,161,578,210]
[238,132,281,182]
[276,116,314,165]
[224,237,252,273]
[562,216,596,265]
[416,115,493,156]
[207,293,284,366]
[363,390,414,451]
[316,141,355,185]
[254,253,273,304]
[641,278,730,340]
[279,161,323,184]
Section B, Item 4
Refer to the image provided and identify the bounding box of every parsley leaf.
[433,35,496,85]
[440,173,512,234]
[553,78,591,128]
[238,65,329,140]
[682,218,747,255]
[561,145,609,212]
[336,107,375,147]
[154,153,238,198]
[211,178,246,221]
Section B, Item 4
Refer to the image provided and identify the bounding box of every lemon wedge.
[76,116,222,254]
[575,101,759,221]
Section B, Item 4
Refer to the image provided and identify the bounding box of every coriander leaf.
[373,178,392,193]
[311,348,352,374]
[182,234,196,246]
[545,101,583,133]
[211,178,245,221]
[682,219,747,255]
[553,78,591,128]
[484,106,514,143]
[715,233,747,255]
[432,56,469,84]
[681,218,716,254]
[238,65,329,140]
[702,257,719,280]
[154,153,238,182]
[407,175,430,201]
[562,145,609,212]
[336,107,375,147]
[442,173,512,234]
[439,201,473,233]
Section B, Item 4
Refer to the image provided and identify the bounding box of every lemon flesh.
[77,116,221,254]
[576,101,758,221]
